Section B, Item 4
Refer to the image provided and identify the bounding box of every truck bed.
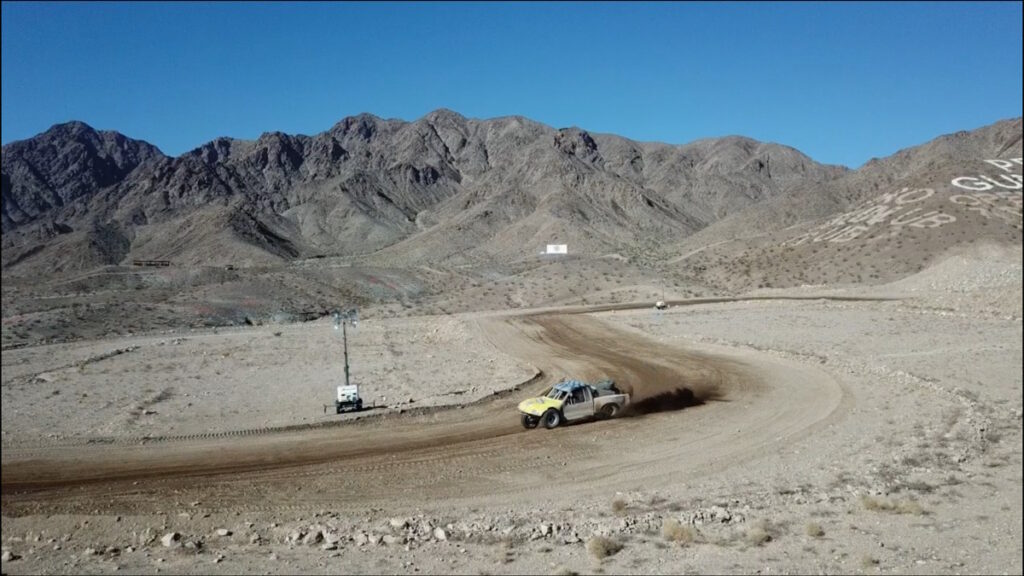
[592,379,622,397]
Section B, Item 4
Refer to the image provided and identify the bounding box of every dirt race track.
[2,289,1022,575]
[1,303,844,519]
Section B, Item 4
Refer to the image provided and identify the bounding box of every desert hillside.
[2,114,1020,348]
[3,110,849,274]
[665,118,1022,291]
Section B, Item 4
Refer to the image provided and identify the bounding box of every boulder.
[160,533,181,548]
[302,530,323,546]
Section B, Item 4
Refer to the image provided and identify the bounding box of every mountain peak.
[424,108,466,123]
[47,120,96,134]
[329,113,387,140]
[4,120,103,147]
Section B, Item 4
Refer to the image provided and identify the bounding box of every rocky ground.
[2,249,1021,575]
[0,314,533,445]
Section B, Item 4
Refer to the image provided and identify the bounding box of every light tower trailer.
[336,384,363,413]
[333,308,364,414]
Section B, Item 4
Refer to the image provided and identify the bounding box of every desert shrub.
[662,518,696,544]
[611,498,628,515]
[646,495,667,507]
[805,522,825,538]
[861,554,880,568]
[745,519,775,546]
[586,535,623,560]
[860,495,925,515]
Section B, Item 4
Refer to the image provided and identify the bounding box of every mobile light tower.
[332,308,362,413]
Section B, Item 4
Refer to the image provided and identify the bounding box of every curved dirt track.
[1,307,846,518]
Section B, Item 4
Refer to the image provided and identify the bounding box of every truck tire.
[542,409,562,429]
[336,405,343,415]
[600,404,619,419]
[521,414,539,429]
[356,400,363,411]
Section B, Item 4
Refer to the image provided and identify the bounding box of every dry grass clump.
[611,498,628,515]
[491,540,515,564]
[805,522,825,538]
[661,518,697,544]
[745,519,776,546]
[550,567,579,576]
[861,495,925,515]
[586,535,623,560]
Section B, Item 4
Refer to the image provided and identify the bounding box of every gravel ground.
[2,256,1021,575]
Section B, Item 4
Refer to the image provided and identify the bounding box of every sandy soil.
[1,315,534,445]
[2,281,1021,574]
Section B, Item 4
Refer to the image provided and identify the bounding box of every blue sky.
[2,1,1021,167]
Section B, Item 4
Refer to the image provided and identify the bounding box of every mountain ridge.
[2,111,1020,284]
[0,111,1019,348]
[2,109,853,273]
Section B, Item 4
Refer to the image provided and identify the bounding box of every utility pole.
[333,308,359,389]
[342,317,350,388]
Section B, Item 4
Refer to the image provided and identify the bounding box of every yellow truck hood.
[518,396,564,417]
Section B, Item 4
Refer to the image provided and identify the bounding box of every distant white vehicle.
[655,301,668,310]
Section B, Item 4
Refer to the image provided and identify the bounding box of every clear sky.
[2,1,1021,167]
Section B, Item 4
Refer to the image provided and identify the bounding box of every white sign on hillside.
[545,244,568,255]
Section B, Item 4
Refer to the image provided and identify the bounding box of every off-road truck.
[518,379,630,429]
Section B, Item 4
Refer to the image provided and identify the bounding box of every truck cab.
[562,383,594,421]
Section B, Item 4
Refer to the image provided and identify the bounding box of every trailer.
[335,384,363,413]
[332,309,362,414]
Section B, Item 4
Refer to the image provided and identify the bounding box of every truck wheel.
[521,414,539,429]
[356,400,363,411]
[600,404,619,419]
[336,405,343,415]
[542,409,562,429]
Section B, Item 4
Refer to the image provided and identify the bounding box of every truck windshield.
[545,389,568,401]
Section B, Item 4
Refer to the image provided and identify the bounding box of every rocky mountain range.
[1,110,1020,284]
[2,109,848,273]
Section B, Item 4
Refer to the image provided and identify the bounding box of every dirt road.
[1,309,844,518]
